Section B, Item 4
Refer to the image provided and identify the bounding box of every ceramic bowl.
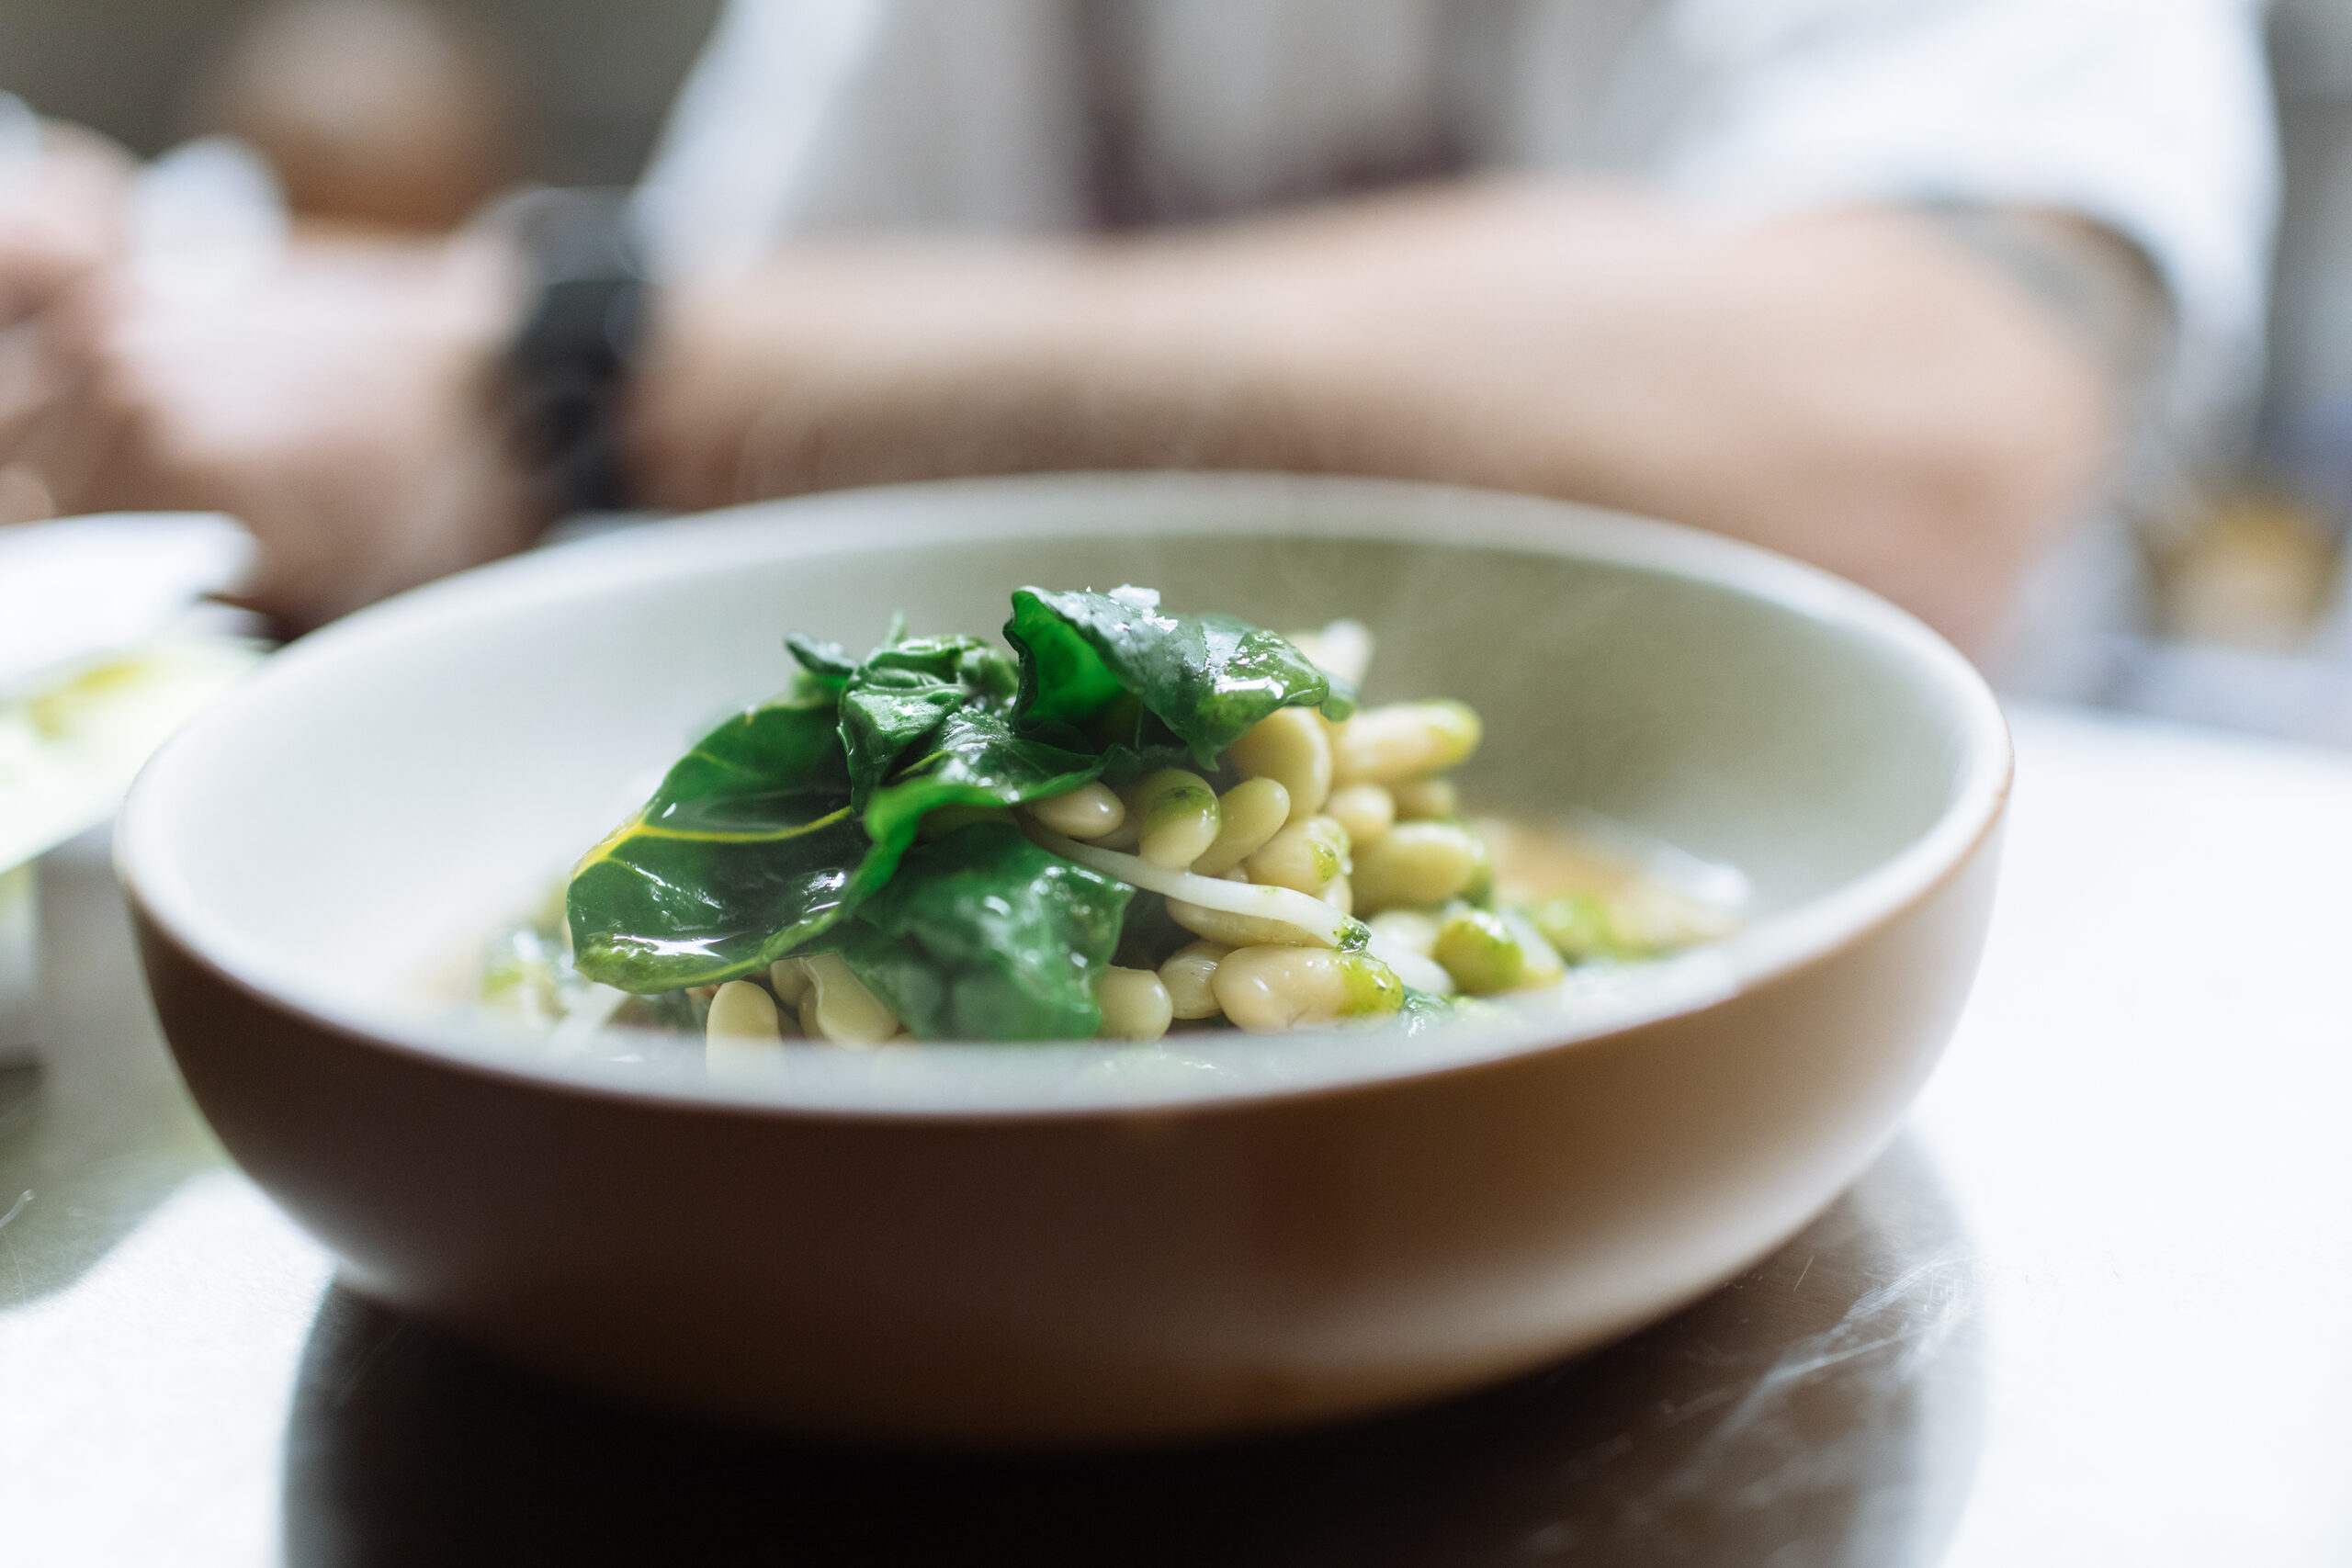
[120,473,2008,1445]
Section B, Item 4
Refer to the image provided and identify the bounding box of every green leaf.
[856,705,1103,886]
[785,634,857,684]
[783,634,857,702]
[1004,593,1128,726]
[1005,586,1352,767]
[567,695,867,991]
[570,660,1095,995]
[1110,891,1193,970]
[838,635,1020,808]
[834,822,1134,1040]
[1069,692,1194,787]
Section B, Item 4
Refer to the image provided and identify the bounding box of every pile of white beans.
[1012,692,1491,1039]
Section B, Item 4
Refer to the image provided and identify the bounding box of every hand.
[0,120,125,317]
[0,119,131,519]
[20,231,548,631]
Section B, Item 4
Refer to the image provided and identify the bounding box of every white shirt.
[640,0,2276,444]
[634,0,2279,693]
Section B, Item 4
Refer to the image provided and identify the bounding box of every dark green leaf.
[1070,692,1194,787]
[786,634,857,683]
[1111,891,1192,971]
[858,705,1103,882]
[1004,593,1127,726]
[1005,586,1351,767]
[841,681,964,808]
[567,696,867,991]
[839,823,1134,1040]
[839,635,1022,808]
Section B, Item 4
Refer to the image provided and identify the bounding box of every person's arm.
[631,179,2129,648]
[17,175,2134,644]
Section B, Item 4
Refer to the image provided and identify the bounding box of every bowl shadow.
[279,1135,1982,1568]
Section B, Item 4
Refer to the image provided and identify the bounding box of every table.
[3,702,2348,1566]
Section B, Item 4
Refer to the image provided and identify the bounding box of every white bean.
[802,951,900,1044]
[706,980,787,1077]
[1244,815,1351,895]
[707,979,783,1043]
[1432,906,1565,995]
[1365,908,1442,957]
[1097,965,1174,1042]
[1351,821,1489,913]
[768,956,813,1008]
[1365,930,1454,996]
[1223,706,1330,822]
[1124,769,1222,869]
[1330,702,1482,786]
[1388,775,1460,821]
[1503,909,1566,987]
[1323,783,1396,847]
[1165,898,1324,949]
[1023,783,1125,840]
[1211,946,1404,1033]
[1037,827,1356,949]
[1191,776,1291,876]
[1159,940,1230,1019]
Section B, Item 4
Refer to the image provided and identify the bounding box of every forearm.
[628,181,2116,646]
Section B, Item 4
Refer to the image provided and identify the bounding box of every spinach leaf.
[785,634,857,688]
[838,635,1019,808]
[833,823,1133,1040]
[1070,691,1194,787]
[569,654,1083,995]
[1004,594,1127,726]
[1110,891,1192,971]
[856,706,1103,886]
[1005,586,1354,767]
[567,695,867,991]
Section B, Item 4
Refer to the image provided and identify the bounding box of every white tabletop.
[1922,706,2352,1564]
[3,700,2348,1565]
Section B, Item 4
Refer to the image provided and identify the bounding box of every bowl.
[119,472,2008,1445]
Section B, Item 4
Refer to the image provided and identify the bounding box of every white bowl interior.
[122,475,2005,1111]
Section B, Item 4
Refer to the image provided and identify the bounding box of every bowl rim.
[119,470,2011,1121]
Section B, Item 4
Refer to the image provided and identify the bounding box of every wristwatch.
[500,187,648,516]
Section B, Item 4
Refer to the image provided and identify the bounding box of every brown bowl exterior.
[132,813,1998,1447]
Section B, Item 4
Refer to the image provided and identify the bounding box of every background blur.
[10,0,2352,741]
[0,0,718,190]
